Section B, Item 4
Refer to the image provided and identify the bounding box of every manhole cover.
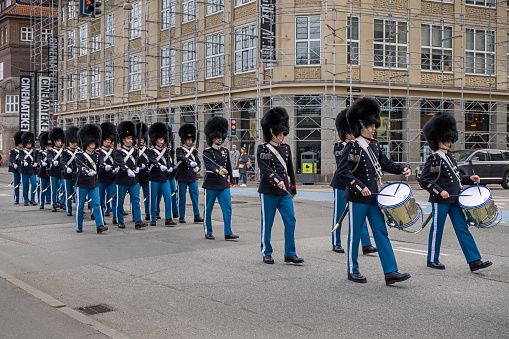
[77,304,113,315]
[231,201,248,204]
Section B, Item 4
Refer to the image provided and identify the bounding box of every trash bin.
[301,151,317,184]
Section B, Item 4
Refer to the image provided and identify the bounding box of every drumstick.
[372,193,395,197]
[449,194,473,197]
[394,175,404,194]
[472,169,481,196]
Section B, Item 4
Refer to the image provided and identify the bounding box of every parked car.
[454,149,509,189]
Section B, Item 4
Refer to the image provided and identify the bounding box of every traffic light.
[79,0,101,17]
[230,119,237,136]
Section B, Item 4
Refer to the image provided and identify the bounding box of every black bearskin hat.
[346,97,381,138]
[422,111,458,152]
[100,122,116,143]
[14,131,23,146]
[78,124,102,149]
[21,131,35,147]
[204,116,228,146]
[136,122,149,145]
[179,124,196,143]
[148,122,168,146]
[49,127,65,146]
[261,107,289,143]
[65,127,80,144]
[117,121,136,144]
[39,132,51,149]
[335,109,350,141]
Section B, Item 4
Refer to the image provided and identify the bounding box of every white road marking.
[394,246,449,256]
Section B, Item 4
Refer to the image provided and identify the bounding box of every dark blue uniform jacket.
[60,148,79,180]
[75,150,102,188]
[175,145,200,183]
[19,148,36,175]
[47,147,64,178]
[257,142,297,196]
[330,141,347,190]
[137,146,150,183]
[37,149,50,179]
[98,146,115,183]
[9,148,21,169]
[114,146,139,186]
[202,146,232,190]
[148,146,172,183]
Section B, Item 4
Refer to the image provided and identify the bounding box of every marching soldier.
[202,116,238,240]
[36,132,52,209]
[19,132,38,206]
[330,109,376,254]
[175,124,203,224]
[9,131,24,204]
[98,122,118,224]
[75,124,107,233]
[419,111,492,272]
[147,122,176,226]
[257,107,303,265]
[47,127,65,212]
[61,127,80,216]
[135,122,151,221]
[113,121,147,230]
[337,97,411,285]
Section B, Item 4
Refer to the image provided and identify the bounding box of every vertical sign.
[260,0,276,63]
[38,76,51,133]
[19,75,32,132]
[47,36,59,101]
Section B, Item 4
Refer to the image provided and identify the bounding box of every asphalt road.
[0,168,508,338]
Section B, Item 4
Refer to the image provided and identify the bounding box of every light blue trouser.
[204,188,232,236]
[177,180,200,218]
[63,179,75,213]
[149,181,172,221]
[348,202,398,274]
[13,172,21,202]
[50,176,62,208]
[21,173,36,202]
[75,187,103,229]
[141,181,150,217]
[99,182,117,219]
[39,178,51,206]
[332,188,372,247]
[116,184,142,224]
[428,202,481,264]
[170,179,178,214]
[260,193,296,257]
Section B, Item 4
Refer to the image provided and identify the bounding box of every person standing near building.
[202,116,238,240]
[419,111,492,273]
[19,132,38,206]
[337,97,411,285]
[75,124,107,233]
[229,144,240,186]
[36,132,52,209]
[257,107,303,265]
[60,127,80,216]
[47,127,65,212]
[98,122,118,224]
[238,147,249,187]
[330,109,376,254]
[9,131,24,204]
[175,124,203,224]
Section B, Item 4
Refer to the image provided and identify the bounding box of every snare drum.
[458,185,501,228]
[377,182,422,229]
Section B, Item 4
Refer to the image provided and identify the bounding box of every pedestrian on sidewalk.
[229,144,240,185]
[239,147,249,187]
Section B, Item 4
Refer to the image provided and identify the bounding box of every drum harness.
[355,136,383,188]
[435,149,463,190]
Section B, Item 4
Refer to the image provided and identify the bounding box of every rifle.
[134,126,142,170]
[166,123,171,169]
[169,124,175,169]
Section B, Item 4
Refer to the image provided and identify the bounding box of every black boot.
[150,221,157,226]
[332,245,344,253]
[179,218,186,223]
[194,215,203,223]
[145,215,150,221]
[173,212,179,219]
[469,260,492,272]
[165,219,177,226]
[362,245,378,254]
[118,222,126,228]
[112,218,118,224]
[348,273,367,283]
[135,221,147,229]
[427,260,445,270]
[40,205,45,210]
[96,225,108,233]
[284,256,304,264]
[385,271,411,285]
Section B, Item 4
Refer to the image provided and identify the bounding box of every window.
[42,29,51,42]
[465,28,495,75]
[161,46,175,86]
[347,16,359,65]
[473,150,489,161]
[68,1,75,19]
[205,33,224,78]
[91,66,101,98]
[296,16,320,65]
[6,95,18,113]
[206,0,223,15]
[421,24,452,71]
[374,19,408,68]
[79,24,87,56]
[466,0,495,6]
[105,14,114,47]
[235,0,253,5]
[129,2,141,39]
[21,27,33,41]
[161,0,175,29]
[91,35,101,52]
[67,30,75,60]
[234,24,256,73]
[182,0,196,23]
[129,55,141,91]
[105,62,114,96]
[488,150,504,161]
[182,39,196,82]
[0,62,3,80]
[78,70,87,100]
[67,74,74,102]
[464,101,493,149]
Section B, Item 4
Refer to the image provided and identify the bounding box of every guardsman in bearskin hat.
[47,127,65,212]
[61,127,80,216]
[75,124,107,233]
[257,107,302,265]
[135,122,151,221]
[113,121,147,230]
[337,97,411,285]
[201,117,239,240]
[330,109,376,254]
[175,124,203,224]
[419,112,491,272]
[9,131,24,204]
[147,122,176,226]
[98,122,118,224]
[19,131,38,206]
[36,132,52,209]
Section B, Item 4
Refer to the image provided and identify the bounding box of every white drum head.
[458,185,491,209]
[377,183,411,208]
